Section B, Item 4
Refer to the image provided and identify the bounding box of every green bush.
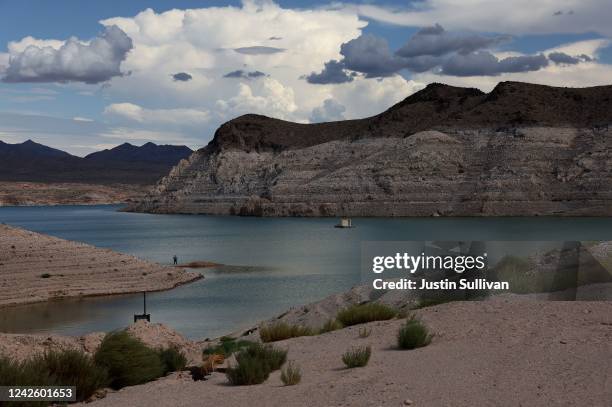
[0,357,53,407]
[37,350,108,402]
[226,353,270,385]
[280,362,302,386]
[397,318,433,350]
[203,337,255,357]
[336,303,397,327]
[226,343,288,386]
[341,345,371,368]
[259,322,313,343]
[318,319,343,334]
[94,331,164,389]
[0,350,108,405]
[237,343,287,371]
[158,347,187,375]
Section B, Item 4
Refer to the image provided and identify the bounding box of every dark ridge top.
[85,142,192,165]
[0,141,193,185]
[208,81,612,153]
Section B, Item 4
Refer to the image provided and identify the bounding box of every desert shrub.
[0,350,108,405]
[358,327,372,338]
[226,343,287,386]
[226,352,270,385]
[94,331,164,389]
[397,318,433,350]
[318,319,343,334]
[259,322,313,343]
[203,337,254,357]
[342,345,371,368]
[158,347,187,374]
[414,296,458,309]
[336,303,397,327]
[0,357,53,406]
[237,343,287,371]
[37,350,109,401]
[40,273,51,278]
[280,362,302,386]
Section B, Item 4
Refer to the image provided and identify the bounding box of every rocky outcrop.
[128,82,612,216]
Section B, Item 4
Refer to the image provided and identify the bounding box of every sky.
[0,0,611,156]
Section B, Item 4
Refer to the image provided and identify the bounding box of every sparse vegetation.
[414,296,456,309]
[358,327,372,338]
[0,350,108,405]
[397,317,433,350]
[259,322,313,342]
[158,346,187,374]
[94,331,165,389]
[225,352,270,385]
[203,336,255,357]
[319,319,343,333]
[280,361,302,386]
[336,303,397,327]
[342,345,371,368]
[40,273,51,278]
[226,343,288,385]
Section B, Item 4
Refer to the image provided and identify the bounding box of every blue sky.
[0,0,611,155]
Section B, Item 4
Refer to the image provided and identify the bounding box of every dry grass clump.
[341,345,371,368]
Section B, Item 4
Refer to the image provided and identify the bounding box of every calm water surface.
[1,205,611,339]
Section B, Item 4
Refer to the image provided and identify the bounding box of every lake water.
[1,205,612,339]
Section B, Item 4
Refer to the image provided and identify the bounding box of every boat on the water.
[335,217,353,228]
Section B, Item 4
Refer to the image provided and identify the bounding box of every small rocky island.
[128,82,612,216]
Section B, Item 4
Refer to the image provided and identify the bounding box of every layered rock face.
[128,82,612,216]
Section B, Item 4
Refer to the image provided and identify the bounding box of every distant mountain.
[0,139,73,159]
[0,141,193,185]
[85,142,193,165]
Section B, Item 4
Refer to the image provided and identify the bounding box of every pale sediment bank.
[0,181,149,206]
[0,224,202,308]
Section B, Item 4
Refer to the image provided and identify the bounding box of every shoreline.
[0,224,203,309]
[0,181,150,207]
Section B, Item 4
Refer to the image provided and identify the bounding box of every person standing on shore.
[173,255,178,265]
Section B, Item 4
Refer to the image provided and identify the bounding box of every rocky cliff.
[128,82,612,216]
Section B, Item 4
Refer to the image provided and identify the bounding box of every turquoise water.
[1,205,612,339]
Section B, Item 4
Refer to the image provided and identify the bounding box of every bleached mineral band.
[372,253,487,274]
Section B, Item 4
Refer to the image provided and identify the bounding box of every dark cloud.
[548,52,592,65]
[234,46,285,55]
[310,98,346,123]
[441,51,549,76]
[395,24,509,58]
[340,34,406,77]
[304,24,577,84]
[223,70,267,79]
[305,60,354,84]
[172,72,193,81]
[2,25,132,84]
[553,11,563,16]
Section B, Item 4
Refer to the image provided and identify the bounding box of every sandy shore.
[0,224,201,307]
[84,298,612,407]
[0,182,149,206]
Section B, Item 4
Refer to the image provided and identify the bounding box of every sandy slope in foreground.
[89,299,612,407]
[0,224,201,307]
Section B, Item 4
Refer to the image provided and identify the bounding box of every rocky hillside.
[128,82,612,216]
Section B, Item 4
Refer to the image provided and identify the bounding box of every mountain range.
[0,140,192,185]
[128,81,612,216]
